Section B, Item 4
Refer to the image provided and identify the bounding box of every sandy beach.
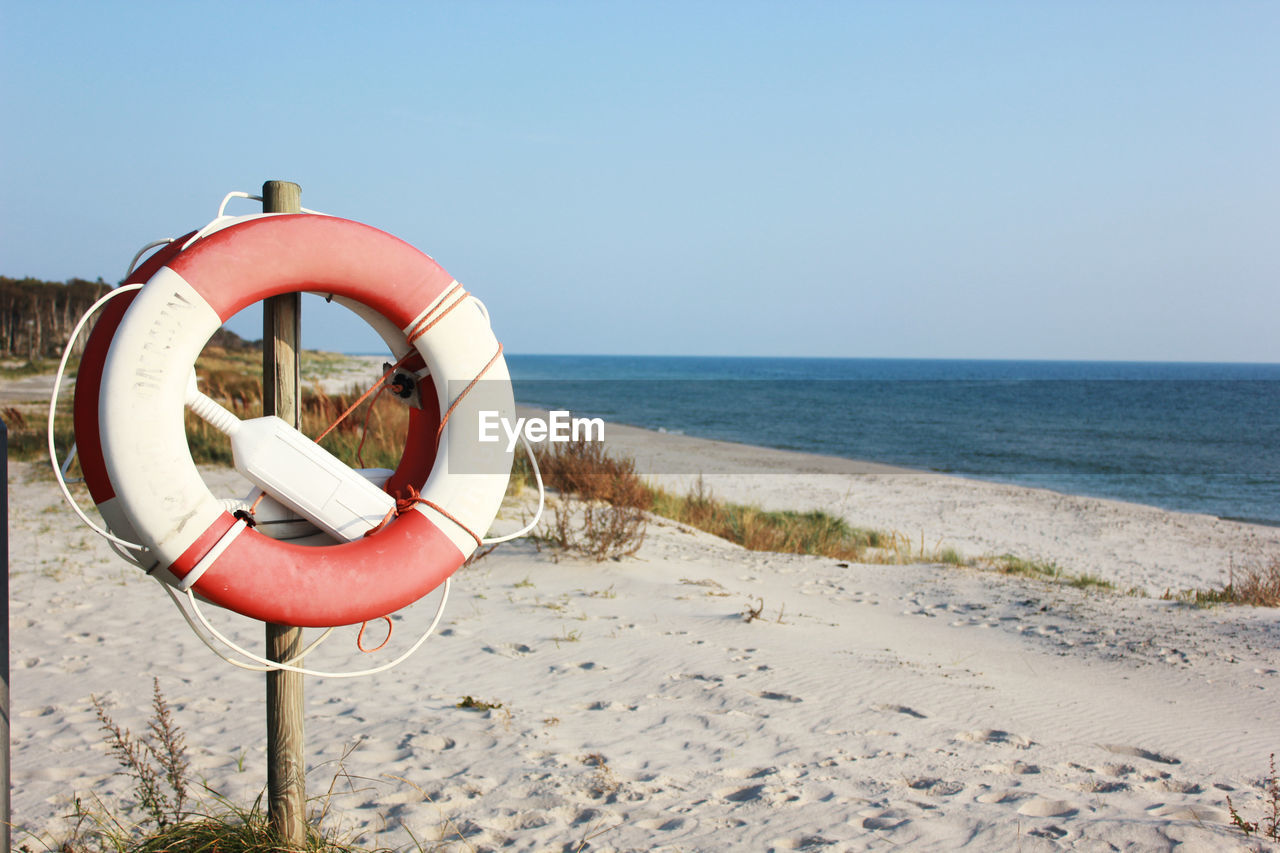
[8,397,1280,850]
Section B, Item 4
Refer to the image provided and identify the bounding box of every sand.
[8,406,1280,850]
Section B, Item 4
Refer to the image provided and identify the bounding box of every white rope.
[217,190,327,218]
[163,578,451,678]
[59,441,83,485]
[125,238,174,278]
[481,433,545,544]
[47,283,148,552]
[161,583,336,673]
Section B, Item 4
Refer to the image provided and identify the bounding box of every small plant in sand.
[91,678,192,832]
[1164,556,1280,608]
[553,626,583,647]
[530,438,648,561]
[456,696,504,712]
[742,598,766,623]
[581,753,620,800]
[739,597,786,624]
[39,683,400,853]
[1227,753,1279,841]
[542,492,647,561]
[980,554,1115,591]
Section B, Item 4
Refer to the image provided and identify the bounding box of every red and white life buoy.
[96,214,514,627]
[74,226,446,565]
[74,234,191,570]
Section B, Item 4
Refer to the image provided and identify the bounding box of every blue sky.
[2,1,1276,361]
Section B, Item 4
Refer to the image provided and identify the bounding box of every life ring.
[74,226,445,567]
[97,214,514,626]
[73,234,192,570]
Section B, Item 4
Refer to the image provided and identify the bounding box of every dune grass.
[515,438,897,563]
[1162,557,1280,608]
[979,554,1116,591]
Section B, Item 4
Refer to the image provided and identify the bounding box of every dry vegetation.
[34,682,616,853]
[521,438,957,566]
[1162,556,1280,608]
[189,351,410,471]
[5,345,409,470]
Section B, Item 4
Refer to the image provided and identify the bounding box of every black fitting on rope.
[388,371,415,399]
[233,509,258,528]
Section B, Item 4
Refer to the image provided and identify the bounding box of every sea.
[500,355,1280,527]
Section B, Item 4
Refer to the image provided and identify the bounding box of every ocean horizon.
[504,355,1280,526]
[352,353,1280,525]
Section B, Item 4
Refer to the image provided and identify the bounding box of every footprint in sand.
[481,643,535,658]
[905,777,964,796]
[398,732,455,752]
[1149,803,1228,822]
[954,729,1033,749]
[981,760,1039,775]
[859,806,914,830]
[1101,744,1180,765]
[1142,776,1202,794]
[873,703,927,718]
[1016,797,1078,817]
[756,691,802,703]
[671,672,723,683]
[769,835,838,850]
[722,766,778,780]
[716,784,768,803]
[634,815,697,833]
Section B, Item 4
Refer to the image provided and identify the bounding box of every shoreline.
[518,405,1280,595]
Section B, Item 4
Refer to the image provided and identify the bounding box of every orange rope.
[356,616,394,653]
[362,342,504,547]
[354,381,394,468]
[435,343,504,447]
[310,284,469,448]
[407,284,468,344]
[314,359,407,445]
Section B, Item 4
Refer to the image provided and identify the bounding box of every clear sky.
[2,1,1276,361]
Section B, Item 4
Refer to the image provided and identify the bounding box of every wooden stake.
[2,421,11,853]
[262,180,306,846]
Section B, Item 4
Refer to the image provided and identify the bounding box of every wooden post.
[262,180,306,846]
[2,421,10,853]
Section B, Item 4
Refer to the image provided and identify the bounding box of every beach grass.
[980,554,1116,591]
[516,440,892,563]
[1162,557,1280,608]
[44,680,402,853]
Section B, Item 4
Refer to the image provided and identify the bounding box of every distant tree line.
[0,275,108,360]
[0,275,257,361]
